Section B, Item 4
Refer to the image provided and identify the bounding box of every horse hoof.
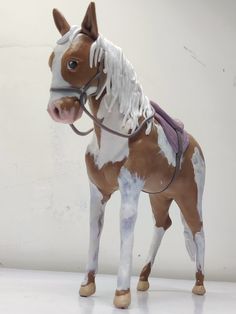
[137,280,149,291]
[192,285,206,295]
[113,290,131,309]
[79,282,96,297]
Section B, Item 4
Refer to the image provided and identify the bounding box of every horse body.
[47,3,206,309]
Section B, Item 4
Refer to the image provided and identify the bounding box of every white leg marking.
[191,147,205,219]
[83,182,106,284]
[194,228,205,274]
[181,214,196,261]
[192,147,206,273]
[146,226,165,266]
[117,168,144,290]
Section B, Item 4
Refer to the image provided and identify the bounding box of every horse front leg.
[79,181,110,297]
[113,168,144,309]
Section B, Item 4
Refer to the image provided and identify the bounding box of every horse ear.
[81,2,98,40]
[53,8,70,36]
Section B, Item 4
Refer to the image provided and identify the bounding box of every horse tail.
[181,214,196,261]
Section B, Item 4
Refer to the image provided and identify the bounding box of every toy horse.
[47,2,206,309]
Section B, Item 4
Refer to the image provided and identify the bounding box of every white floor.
[0,268,235,314]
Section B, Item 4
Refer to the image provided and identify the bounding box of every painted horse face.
[47,3,99,124]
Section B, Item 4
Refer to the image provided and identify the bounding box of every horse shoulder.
[124,124,171,178]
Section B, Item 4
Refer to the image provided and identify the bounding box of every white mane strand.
[89,35,153,134]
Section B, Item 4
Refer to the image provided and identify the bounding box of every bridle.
[50,60,155,139]
[49,55,183,194]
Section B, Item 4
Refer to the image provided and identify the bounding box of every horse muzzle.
[47,96,83,124]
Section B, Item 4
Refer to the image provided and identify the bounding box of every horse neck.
[88,93,127,145]
[87,94,129,169]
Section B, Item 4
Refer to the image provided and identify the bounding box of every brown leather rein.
[50,67,183,194]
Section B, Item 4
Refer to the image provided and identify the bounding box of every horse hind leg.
[137,196,173,291]
[180,212,206,295]
[178,147,206,295]
[192,147,206,295]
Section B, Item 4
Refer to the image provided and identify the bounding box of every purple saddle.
[150,101,189,154]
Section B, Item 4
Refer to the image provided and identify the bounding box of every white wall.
[0,0,235,282]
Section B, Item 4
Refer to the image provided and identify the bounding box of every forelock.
[56,25,80,45]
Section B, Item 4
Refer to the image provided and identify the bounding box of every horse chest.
[85,150,125,195]
[85,131,174,196]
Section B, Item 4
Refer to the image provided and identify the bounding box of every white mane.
[89,35,153,134]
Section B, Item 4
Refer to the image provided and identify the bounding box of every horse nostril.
[54,106,60,118]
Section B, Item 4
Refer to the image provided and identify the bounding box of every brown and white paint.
[47,2,206,309]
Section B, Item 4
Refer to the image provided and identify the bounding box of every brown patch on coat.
[149,194,173,230]
[115,289,130,296]
[61,34,98,87]
[81,271,95,286]
[139,262,151,281]
[85,152,125,198]
[195,270,204,286]
[48,51,55,69]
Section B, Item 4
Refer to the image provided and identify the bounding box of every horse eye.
[67,59,79,71]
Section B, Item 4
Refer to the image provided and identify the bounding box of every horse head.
[47,2,103,124]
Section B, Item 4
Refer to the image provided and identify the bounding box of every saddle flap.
[150,101,189,154]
